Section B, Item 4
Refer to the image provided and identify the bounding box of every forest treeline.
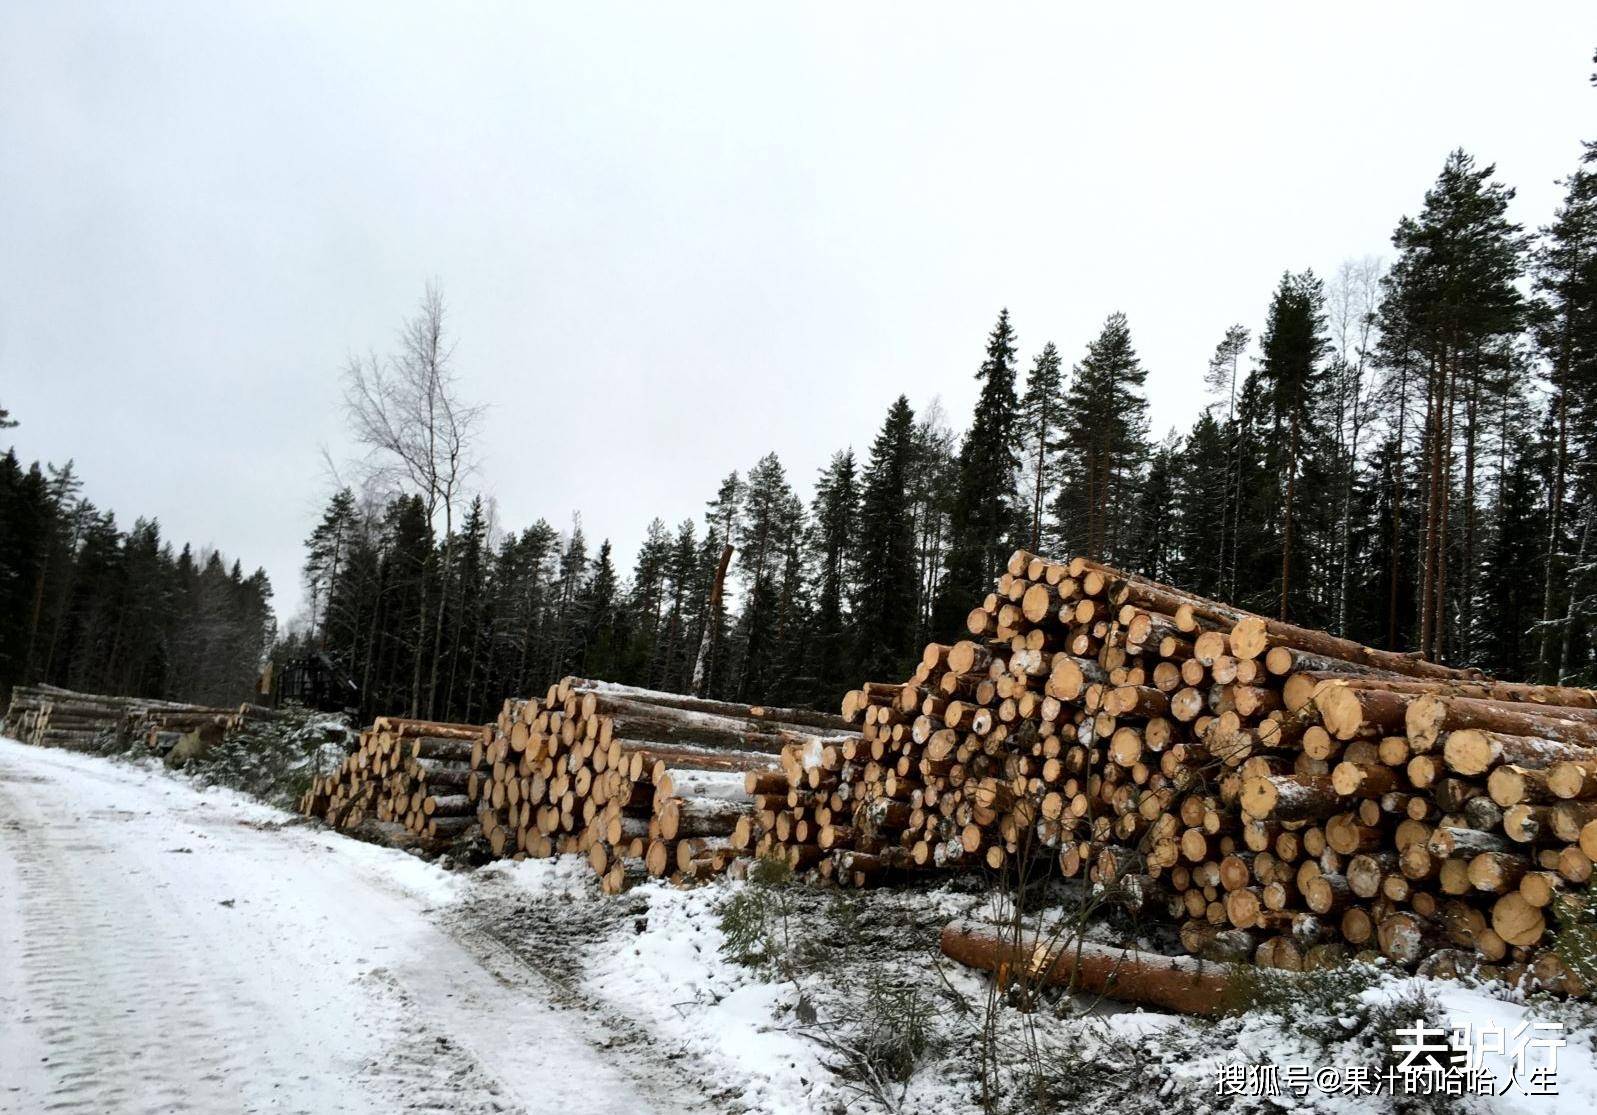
[4,64,1594,723]
[290,126,1597,723]
[0,423,276,706]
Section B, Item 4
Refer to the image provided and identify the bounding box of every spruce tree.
[807,450,859,703]
[1017,342,1065,551]
[853,396,919,682]
[547,519,589,680]
[1129,432,1181,583]
[623,518,673,684]
[1053,312,1149,564]
[303,488,359,643]
[1170,410,1231,598]
[934,310,1021,634]
[1478,448,1547,679]
[1243,270,1333,622]
[442,497,489,719]
[658,519,700,691]
[578,540,621,680]
[1533,145,1597,680]
[732,453,803,700]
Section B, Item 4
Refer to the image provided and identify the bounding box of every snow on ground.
[0,737,695,1115]
[578,875,834,1115]
[7,735,1597,1114]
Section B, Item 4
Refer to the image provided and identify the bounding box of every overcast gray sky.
[3,3,1593,627]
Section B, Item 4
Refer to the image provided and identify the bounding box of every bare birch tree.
[1326,256,1383,634]
[344,282,484,717]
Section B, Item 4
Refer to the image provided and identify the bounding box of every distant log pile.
[298,717,486,840]
[3,683,289,753]
[469,678,847,892]
[762,550,1597,993]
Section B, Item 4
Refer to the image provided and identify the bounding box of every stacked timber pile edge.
[2,683,285,753]
[469,678,852,893]
[299,717,485,841]
[758,549,1597,993]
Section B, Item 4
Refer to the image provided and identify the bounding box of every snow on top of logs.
[654,769,752,802]
[565,677,848,731]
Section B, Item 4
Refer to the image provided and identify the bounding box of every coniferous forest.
[3,65,1595,723]
[0,422,276,706]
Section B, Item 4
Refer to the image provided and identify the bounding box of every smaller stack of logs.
[142,703,294,753]
[2,683,286,752]
[299,717,484,841]
[469,678,852,893]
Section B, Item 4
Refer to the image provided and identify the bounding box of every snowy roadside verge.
[13,736,1597,1114]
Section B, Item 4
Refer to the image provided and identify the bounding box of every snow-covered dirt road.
[0,737,697,1115]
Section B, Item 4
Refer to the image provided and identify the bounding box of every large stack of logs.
[762,550,1597,991]
[298,717,485,840]
[469,678,851,893]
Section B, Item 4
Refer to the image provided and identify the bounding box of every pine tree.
[852,396,919,682]
[1378,150,1526,660]
[1053,312,1149,564]
[934,310,1022,635]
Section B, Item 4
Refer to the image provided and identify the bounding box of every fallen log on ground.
[938,918,1241,1017]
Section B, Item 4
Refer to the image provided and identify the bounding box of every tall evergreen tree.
[1533,140,1597,681]
[1203,324,1250,601]
[730,454,803,701]
[1053,312,1149,564]
[1129,432,1181,583]
[623,518,674,684]
[908,401,958,645]
[1377,150,1526,660]
[1016,342,1065,551]
[303,488,359,640]
[1169,410,1231,598]
[806,450,859,703]
[577,540,621,680]
[934,310,1021,635]
[852,396,919,682]
[1242,270,1332,622]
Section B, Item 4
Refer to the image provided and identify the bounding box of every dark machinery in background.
[272,652,360,715]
